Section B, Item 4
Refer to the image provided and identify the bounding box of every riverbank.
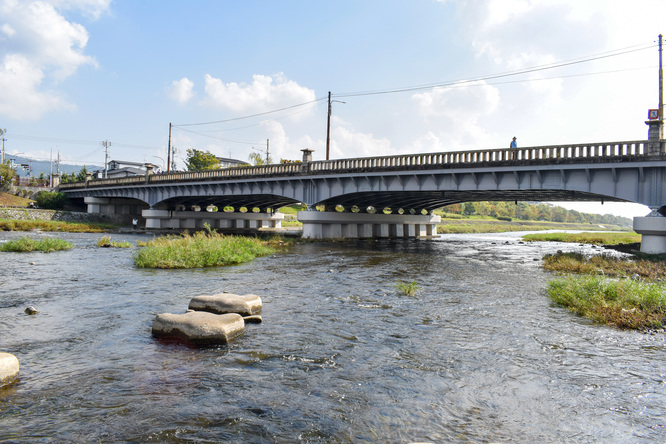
[437,217,628,234]
[0,207,633,237]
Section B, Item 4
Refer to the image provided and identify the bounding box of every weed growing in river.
[0,237,73,253]
[133,231,276,269]
[395,280,420,296]
[548,276,666,330]
[97,236,132,248]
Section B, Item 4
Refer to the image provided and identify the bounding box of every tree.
[75,165,89,182]
[35,191,67,209]
[185,149,220,171]
[0,160,17,188]
[249,152,273,166]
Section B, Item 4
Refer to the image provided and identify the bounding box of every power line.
[173,98,327,127]
[332,43,657,99]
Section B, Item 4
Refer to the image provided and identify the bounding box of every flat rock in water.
[188,293,262,316]
[0,352,20,387]
[152,312,245,346]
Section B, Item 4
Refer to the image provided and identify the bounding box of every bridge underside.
[317,190,627,213]
[157,194,300,211]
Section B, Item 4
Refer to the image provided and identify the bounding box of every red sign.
[648,109,660,120]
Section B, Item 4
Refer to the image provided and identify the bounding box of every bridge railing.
[309,140,648,172]
[58,140,651,190]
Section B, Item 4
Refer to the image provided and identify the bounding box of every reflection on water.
[1,231,665,442]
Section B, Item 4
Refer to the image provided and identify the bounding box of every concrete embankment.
[0,208,130,225]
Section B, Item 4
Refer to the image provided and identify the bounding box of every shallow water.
[0,231,665,443]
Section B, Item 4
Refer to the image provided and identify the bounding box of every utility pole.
[0,128,6,164]
[659,34,663,127]
[101,139,111,178]
[266,139,270,164]
[167,123,172,173]
[326,91,332,161]
[325,91,345,161]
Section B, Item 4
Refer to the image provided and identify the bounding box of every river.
[0,231,665,443]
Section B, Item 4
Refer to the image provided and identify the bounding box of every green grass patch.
[523,231,640,245]
[395,280,419,296]
[0,218,116,233]
[133,231,276,269]
[0,237,73,252]
[548,275,666,330]
[97,236,133,248]
[543,252,666,280]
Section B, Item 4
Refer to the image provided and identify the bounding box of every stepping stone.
[0,353,19,387]
[152,312,245,346]
[188,293,262,317]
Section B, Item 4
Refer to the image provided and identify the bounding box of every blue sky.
[2,0,665,217]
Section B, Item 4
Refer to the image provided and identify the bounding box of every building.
[95,160,158,179]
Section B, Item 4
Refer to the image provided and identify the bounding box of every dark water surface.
[1,231,665,443]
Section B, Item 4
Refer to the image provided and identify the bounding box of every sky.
[1,0,665,218]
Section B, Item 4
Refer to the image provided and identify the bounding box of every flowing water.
[0,231,665,443]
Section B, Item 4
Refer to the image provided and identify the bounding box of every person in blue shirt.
[510,137,517,148]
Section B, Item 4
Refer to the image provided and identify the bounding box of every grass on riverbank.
[548,276,666,330]
[544,251,666,330]
[0,237,73,252]
[543,252,666,280]
[523,231,640,245]
[0,193,33,207]
[437,218,626,234]
[133,230,276,269]
[0,218,117,233]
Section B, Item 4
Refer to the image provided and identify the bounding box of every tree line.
[442,201,633,228]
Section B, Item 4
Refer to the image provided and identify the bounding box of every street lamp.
[326,91,345,161]
[153,156,165,172]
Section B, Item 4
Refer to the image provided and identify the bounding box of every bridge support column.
[84,197,146,216]
[633,211,666,254]
[141,209,284,231]
[298,211,440,239]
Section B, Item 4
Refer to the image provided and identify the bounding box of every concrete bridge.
[58,139,666,253]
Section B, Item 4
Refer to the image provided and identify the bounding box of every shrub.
[34,191,67,210]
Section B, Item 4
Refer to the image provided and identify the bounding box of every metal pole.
[326,91,331,161]
[659,34,663,123]
[167,123,172,173]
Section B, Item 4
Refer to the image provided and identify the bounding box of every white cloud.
[332,125,393,159]
[411,80,502,149]
[49,0,111,20]
[202,73,316,115]
[0,0,107,120]
[0,54,74,119]
[168,77,195,104]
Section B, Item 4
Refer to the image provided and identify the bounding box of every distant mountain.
[6,156,102,178]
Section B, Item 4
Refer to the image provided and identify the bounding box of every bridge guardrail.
[58,140,654,190]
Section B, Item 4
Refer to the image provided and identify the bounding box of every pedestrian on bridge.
[510,137,518,160]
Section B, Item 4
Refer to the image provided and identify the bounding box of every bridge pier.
[298,211,440,239]
[84,197,146,216]
[142,209,284,231]
[633,211,666,254]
